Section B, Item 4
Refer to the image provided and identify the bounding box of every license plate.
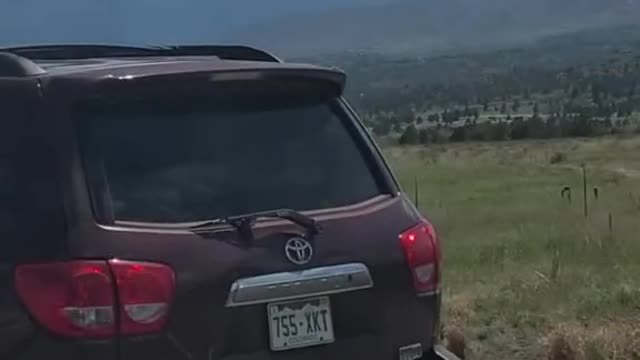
[267,296,335,351]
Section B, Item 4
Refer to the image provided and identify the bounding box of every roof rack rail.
[0,52,46,77]
[1,44,281,63]
[155,45,282,62]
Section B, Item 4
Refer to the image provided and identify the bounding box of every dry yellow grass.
[541,317,640,360]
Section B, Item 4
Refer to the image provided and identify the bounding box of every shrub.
[550,152,568,164]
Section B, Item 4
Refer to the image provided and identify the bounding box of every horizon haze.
[2,0,639,57]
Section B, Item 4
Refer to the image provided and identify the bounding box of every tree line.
[352,53,640,144]
[397,114,639,145]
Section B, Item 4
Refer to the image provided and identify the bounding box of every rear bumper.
[215,294,442,360]
[219,343,459,360]
[116,292,441,360]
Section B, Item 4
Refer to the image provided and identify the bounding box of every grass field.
[385,136,640,360]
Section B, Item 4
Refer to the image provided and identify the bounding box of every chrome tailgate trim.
[225,263,374,307]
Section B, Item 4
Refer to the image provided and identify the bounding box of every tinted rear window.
[76,93,384,223]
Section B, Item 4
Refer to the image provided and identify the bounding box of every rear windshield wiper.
[189,209,321,243]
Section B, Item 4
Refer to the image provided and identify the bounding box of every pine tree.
[399,124,419,145]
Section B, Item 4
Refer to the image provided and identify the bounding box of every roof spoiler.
[0,52,46,77]
[0,44,282,77]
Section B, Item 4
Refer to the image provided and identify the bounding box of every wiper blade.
[189,209,321,242]
[227,209,321,235]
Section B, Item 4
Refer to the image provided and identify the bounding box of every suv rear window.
[76,92,384,224]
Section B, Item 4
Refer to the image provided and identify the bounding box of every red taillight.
[399,220,441,295]
[109,260,175,335]
[14,261,116,338]
[14,260,175,338]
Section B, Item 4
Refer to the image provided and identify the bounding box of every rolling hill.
[229,0,640,56]
[0,0,389,46]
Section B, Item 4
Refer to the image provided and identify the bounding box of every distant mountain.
[0,0,390,46]
[2,0,638,56]
[324,23,640,90]
[305,23,640,115]
[228,0,640,57]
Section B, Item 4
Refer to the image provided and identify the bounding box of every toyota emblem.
[284,237,313,265]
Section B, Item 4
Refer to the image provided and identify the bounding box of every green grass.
[384,137,640,359]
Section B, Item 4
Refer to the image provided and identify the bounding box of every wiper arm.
[189,209,321,243]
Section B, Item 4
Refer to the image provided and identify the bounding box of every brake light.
[109,260,175,335]
[399,220,441,295]
[14,260,175,338]
[14,261,116,338]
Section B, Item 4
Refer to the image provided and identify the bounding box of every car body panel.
[0,77,119,360]
[67,195,436,360]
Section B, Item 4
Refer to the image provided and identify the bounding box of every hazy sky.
[2,0,631,55]
[0,0,389,45]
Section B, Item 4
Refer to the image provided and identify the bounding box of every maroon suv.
[0,45,457,360]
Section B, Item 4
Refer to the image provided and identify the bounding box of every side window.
[0,106,22,240]
[0,154,18,236]
[0,92,66,262]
